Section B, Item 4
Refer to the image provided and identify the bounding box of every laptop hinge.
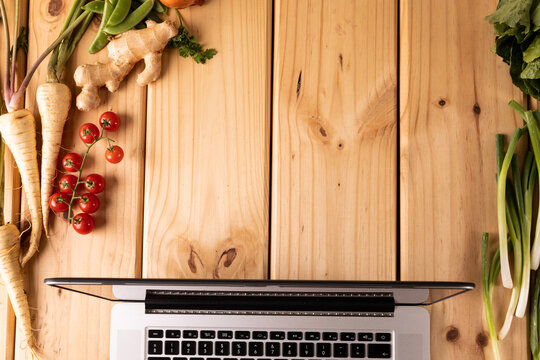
[144,290,395,316]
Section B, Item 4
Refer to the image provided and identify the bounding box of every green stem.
[10,9,92,109]
[482,233,501,360]
[65,128,114,222]
[497,127,524,289]
[0,0,11,105]
[10,0,19,94]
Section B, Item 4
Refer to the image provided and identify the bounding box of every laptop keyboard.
[146,329,393,359]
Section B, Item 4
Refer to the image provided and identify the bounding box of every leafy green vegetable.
[169,23,217,64]
[169,9,216,64]
[486,0,533,34]
[524,35,540,62]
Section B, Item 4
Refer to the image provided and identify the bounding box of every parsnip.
[36,83,72,235]
[0,223,39,357]
[0,110,42,266]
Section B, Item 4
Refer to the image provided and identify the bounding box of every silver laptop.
[44,278,473,360]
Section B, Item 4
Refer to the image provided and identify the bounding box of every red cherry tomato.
[78,193,100,214]
[58,174,81,194]
[62,153,83,172]
[105,145,124,164]
[49,192,71,212]
[79,123,100,144]
[99,111,121,132]
[84,174,106,194]
[72,213,95,234]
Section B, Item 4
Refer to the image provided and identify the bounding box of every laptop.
[44,278,474,360]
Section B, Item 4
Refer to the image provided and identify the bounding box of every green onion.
[482,233,501,360]
[496,127,524,289]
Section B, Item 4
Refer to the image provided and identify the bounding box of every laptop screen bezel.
[44,277,475,306]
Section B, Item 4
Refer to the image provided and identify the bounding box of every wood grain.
[400,0,528,358]
[0,0,28,358]
[270,0,397,280]
[143,0,271,279]
[13,0,146,357]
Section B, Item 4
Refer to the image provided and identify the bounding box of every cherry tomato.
[79,123,100,144]
[159,0,204,9]
[72,213,95,234]
[58,174,81,194]
[78,193,100,214]
[105,145,124,164]
[62,153,83,172]
[84,174,106,194]
[99,111,121,132]
[49,192,71,212]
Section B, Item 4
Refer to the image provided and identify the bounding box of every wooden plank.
[14,0,146,357]
[0,0,28,358]
[270,0,397,280]
[143,0,271,279]
[400,0,528,358]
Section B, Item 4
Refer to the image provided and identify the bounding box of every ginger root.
[74,20,178,111]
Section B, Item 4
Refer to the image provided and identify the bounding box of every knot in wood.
[476,333,488,348]
[438,98,447,107]
[445,327,459,343]
[473,103,481,115]
[48,0,63,16]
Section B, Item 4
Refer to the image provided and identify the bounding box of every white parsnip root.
[0,110,42,266]
[74,20,177,111]
[0,223,39,357]
[36,83,72,235]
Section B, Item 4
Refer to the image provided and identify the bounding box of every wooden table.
[0,0,530,359]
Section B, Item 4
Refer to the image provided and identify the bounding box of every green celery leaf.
[524,35,540,62]
[486,0,534,34]
[522,57,540,78]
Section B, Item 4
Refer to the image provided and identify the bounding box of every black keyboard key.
[148,341,163,354]
[299,343,314,357]
[368,343,391,358]
[253,331,268,340]
[191,358,204,360]
[208,358,221,360]
[236,331,251,339]
[218,331,234,339]
[265,342,280,357]
[233,342,247,356]
[287,332,303,340]
[199,341,214,355]
[305,332,320,340]
[323,332,338,341]
[317,343,331,357]
[172,358,188,360]
[283,343,297,357]
[333,343,348,358]
[166,330,181,338]
[216,342,231,356]
[249,342,264,356]
[241,358,254,360]
[165,341,180,355]
[183,330,198,339]
[376,333,392,342]
[358,333,374,342]
[149,330,164,338]
[202,330,216,339]
[270,331,285,340]
[351,343,365,358]
[181,341,196,355]
[340,332,355,341]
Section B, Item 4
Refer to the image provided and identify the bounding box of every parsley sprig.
[170,9,216,64]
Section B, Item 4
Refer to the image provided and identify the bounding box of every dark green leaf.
[169,23,217,64]
[522,57,540,78]
[486,0,534,34]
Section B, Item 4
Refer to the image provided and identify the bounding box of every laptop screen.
[44,278,474,307]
